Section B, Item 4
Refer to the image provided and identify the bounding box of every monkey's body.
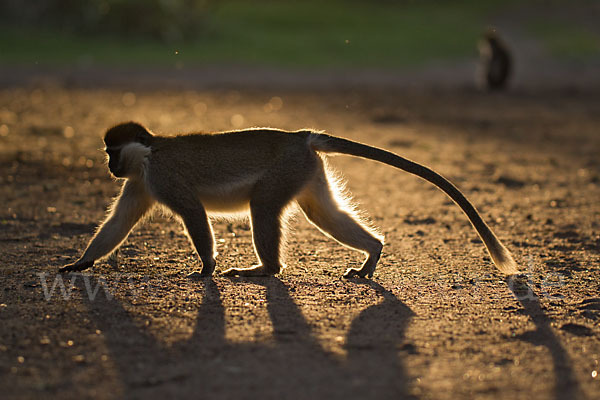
[149,130,314,213]
[60,123,518,277]
[478,29,512,91]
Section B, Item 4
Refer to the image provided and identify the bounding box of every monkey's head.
[104,122,153,178]
[483,27,505,50]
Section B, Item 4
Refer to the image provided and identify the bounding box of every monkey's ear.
[136,128,153,146]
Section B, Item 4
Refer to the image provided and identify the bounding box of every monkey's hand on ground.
[59,260,94,273]
[221,265,278,277]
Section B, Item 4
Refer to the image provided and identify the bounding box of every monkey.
[59,122,519,278]
[477,28,512,91]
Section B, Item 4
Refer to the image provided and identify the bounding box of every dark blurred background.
[0,0,599,89]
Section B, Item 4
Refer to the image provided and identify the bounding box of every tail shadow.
[506,275,584,400]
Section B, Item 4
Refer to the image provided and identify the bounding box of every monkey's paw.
[186,270,213,280]
[343,267,374,279]
[59,260,94,273]
[221,265,278,277]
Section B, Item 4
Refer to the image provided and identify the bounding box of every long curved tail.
[308,132,519,275]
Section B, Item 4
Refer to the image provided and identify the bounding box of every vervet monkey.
[60,122,518,277]
[477,28,512,90]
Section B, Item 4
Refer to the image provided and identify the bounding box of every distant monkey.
[478,28,512,90]
[60,122,519,277]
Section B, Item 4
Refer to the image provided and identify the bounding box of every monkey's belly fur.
[194,177,259,212]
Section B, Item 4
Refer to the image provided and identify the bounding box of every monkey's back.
[146,129,316,211]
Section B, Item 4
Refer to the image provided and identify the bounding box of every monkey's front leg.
[177,206,217,277]
[59,259,95,273]
[60,180,154,273]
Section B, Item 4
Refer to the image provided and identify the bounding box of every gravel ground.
[0,85,599,399]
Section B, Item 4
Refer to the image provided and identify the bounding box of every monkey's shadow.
[77,276,415,399]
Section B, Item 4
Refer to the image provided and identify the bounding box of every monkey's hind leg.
[221,158,314,278]
[221,199,287,277]
[297,170,383,279]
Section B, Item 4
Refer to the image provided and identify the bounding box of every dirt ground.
[0,84,599,399]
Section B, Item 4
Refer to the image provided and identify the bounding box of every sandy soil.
[0,85,599,399]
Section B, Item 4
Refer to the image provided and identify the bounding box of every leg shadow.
[250,277,338,398]
[76,273,416,399]
[189,278,226,346]
[506,275,584,400]
[344,280,416,399]
[75,274,226,389]
[252,277,417,399]
[261,277,323,348]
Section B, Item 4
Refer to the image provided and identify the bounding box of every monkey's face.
[105,146,125,177]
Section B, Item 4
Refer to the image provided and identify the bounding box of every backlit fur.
[60,122,518,278]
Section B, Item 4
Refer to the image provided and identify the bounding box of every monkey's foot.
[343,267,374,279]
[59,260,94,273]
[221,265,279,277]
[187,271,205,280]
[344,250,380,279]
[200,259,216,276]
[187,269,214,280]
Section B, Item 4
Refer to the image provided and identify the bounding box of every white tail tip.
[491,245,519,275]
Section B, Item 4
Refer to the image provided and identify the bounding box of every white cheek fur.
[120,143,151,178]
